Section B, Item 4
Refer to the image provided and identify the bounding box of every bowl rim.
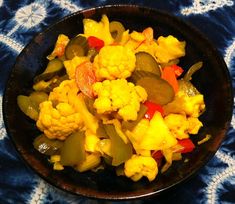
[3,4,234,200]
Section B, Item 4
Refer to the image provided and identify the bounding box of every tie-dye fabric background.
[0,1,235,203]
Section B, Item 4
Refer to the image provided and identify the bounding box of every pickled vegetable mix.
[17,15,206,182]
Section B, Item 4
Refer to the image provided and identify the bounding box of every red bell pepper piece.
[152,150,163,159]
[177,139,195,153]
[151,150,163,167]
[87,36,104,51]
[143,101,164,120]
[171,64,184,78]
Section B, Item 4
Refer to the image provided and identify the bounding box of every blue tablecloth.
[0,1,235,203]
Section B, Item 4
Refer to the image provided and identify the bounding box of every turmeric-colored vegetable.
[17,14,206,183]
[93,45,136,80]
[93,79,147,121]
[60,131,86,166]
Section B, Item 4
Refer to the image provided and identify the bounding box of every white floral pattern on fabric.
[52,0,82,13]
[181,0,234,15]
[0,0,235,203]
[6,3,47,36]
[231,114,235,129]
[206,151,235,204]
[0,95,7,140]
[28,179,47,204]
[15,3,46,28]
[0,34,24,53]
[224,38,235,71]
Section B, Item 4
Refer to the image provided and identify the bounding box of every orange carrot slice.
[161,66,179,93]
[75,61,97,98]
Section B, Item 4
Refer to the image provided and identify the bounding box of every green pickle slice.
[33,134,64,156]
[60,131,86,166]
[135,52,161,76]
[104,124,132,166]
[137,76,175,105]
[65,36,88,60]
[109,21,125,42]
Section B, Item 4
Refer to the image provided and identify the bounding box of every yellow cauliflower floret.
[63,56,89,79]
[126,112,177,151]
[164,114,190,140]
[93,79,147,121]
[49,79,98,135]
[37,79,98,139]
[124,154,158,181]
[83,14,114,45]
[123,31,145,51]
[135,40,159,57]
[49,79,79,105]
[122,29,158,56]
[36,101,83,140]
[187,117,203,134]
[93,45,136,80]
[163,91,205,117]
[154,35,186,64]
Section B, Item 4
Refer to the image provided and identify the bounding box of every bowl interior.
[3,5,233,200]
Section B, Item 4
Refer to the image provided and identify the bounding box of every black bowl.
[3,4,233,200]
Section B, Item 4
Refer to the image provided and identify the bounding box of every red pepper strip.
[75,61,97,98]
[152,150,163,159]
[143,101,164,120]
[151,150,163,167]
[171,64,184,78]
[176,139,195,153]
[87,36,104,51]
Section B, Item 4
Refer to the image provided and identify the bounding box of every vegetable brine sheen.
[17,14,206,182]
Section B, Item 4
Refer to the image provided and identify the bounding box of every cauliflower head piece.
[37,79,84,140]
[127,112,177,151]
[164,113,202,140]
[164,114,189,140]
[124,154,158,181]
[37,79,99,140]
[93,79,147,121]
[93,45,136,80]
[154,35,185,64]
[48,79,79,105]
[36,101,83,140]
[163,91,205,118]
[83,14,114,45]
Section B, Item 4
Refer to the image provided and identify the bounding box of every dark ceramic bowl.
[3,5,233,200]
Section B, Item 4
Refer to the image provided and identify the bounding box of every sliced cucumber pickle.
[33,74,69,93]
[136,76,175,105]
[109,21,125,42]
[178,79,200,96]
[29,91,48,108]
[33,134,64,156]
[135,52,161,76]
[104,124,132,166]
[65,36,88,60]
[130,70,159,83]
[17,95,39,121]
[60,131,86,166]
[34,58,64,83]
